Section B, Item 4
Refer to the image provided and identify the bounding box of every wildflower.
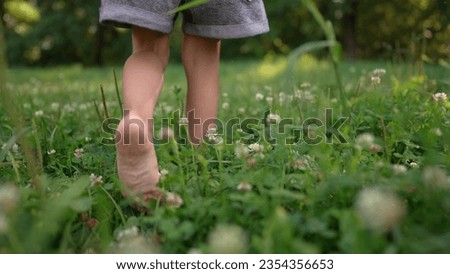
[74,148,84,158]
[234,145,250,159]
[205,127,222,144]
[158,127,174,140]
[222,102,230,110]
[113,226,159,253]
[355,133,375,150]
[423,166,450,189]
[165,192,183,208]
[248,143,264,153]
[266,113,281,124]
[371,76,381,86]
[291,158,308,171]
[434,128,443,137]
[237,182,252,192]
[117,226,139,241]
[34,110,44,117]
[47,149,56,155]
[355,187,406,234]
[208,224,248,254]
[255,93,264,101]
[159,169,169,180]
[11,143,19,155]
[409,162,418,169]
[432,92,447,101]
[85,136,92,142]
[370,144,382,153]
[303,91,315,101]
[86,218,99,229]
[51,102,60,111]
[372,68,386,77]
[300,82,311,89]
[89,173,103,187]
[265,96,274,105]
[0,184,20,213]
[238,108,246,114]
[392,164,407,175]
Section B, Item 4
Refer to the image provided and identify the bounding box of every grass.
[1,58,450,254]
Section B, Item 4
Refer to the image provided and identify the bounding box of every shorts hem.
[99,4,173,33]
[183,21,270,39]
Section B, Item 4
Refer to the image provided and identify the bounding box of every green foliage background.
[2,0,450,65]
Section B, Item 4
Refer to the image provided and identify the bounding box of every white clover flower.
[23,103,31,109]
[255,93,264,101]
[205,127,222,144]
[159,169,169,180]
[222,102,230,110]
[51,102,60,111]
[238,108,246,114]
[300,82,311,89]
[47,149,56,155]
[423,166,450,189]
[165,192,183,208]
[89,173,103,187]
[303,91,315,101]
[355,133,375,150]
[392,164,407,175]
[34,110,44,117]
[265,96,274,105]
[74,148,84,158]
[355,187,406,234]
[11,143,19,155]
[208,224,248,254]
[372,68,386,77]
[291,158,308,171]
[248,143,264,153]
[409,162,418,169]
[234,145,250,159]
[266,113,281,124]
[116,226,139,241]
[85,136,92,142]
[434,128,443,137]
[0,184,20,213]
[237,182,252,192]
[432,92,447,101]
[371,76,381,86]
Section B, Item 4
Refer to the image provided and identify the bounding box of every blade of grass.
[100,85,110,119]
[167,0,209,14]
[113,69,123,114]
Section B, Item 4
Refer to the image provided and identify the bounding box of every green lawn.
[1,58,450,253]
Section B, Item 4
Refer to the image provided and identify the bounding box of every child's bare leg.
[116,26,169,200]
[182,34,221,144]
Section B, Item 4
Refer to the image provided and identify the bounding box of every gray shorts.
[99,0,269,39]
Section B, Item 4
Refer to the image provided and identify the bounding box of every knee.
[131,27,170,69]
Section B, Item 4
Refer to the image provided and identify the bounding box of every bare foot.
[116,113,162,202]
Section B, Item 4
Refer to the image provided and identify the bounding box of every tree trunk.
[95,23,105,66]
[341,2,359,59]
